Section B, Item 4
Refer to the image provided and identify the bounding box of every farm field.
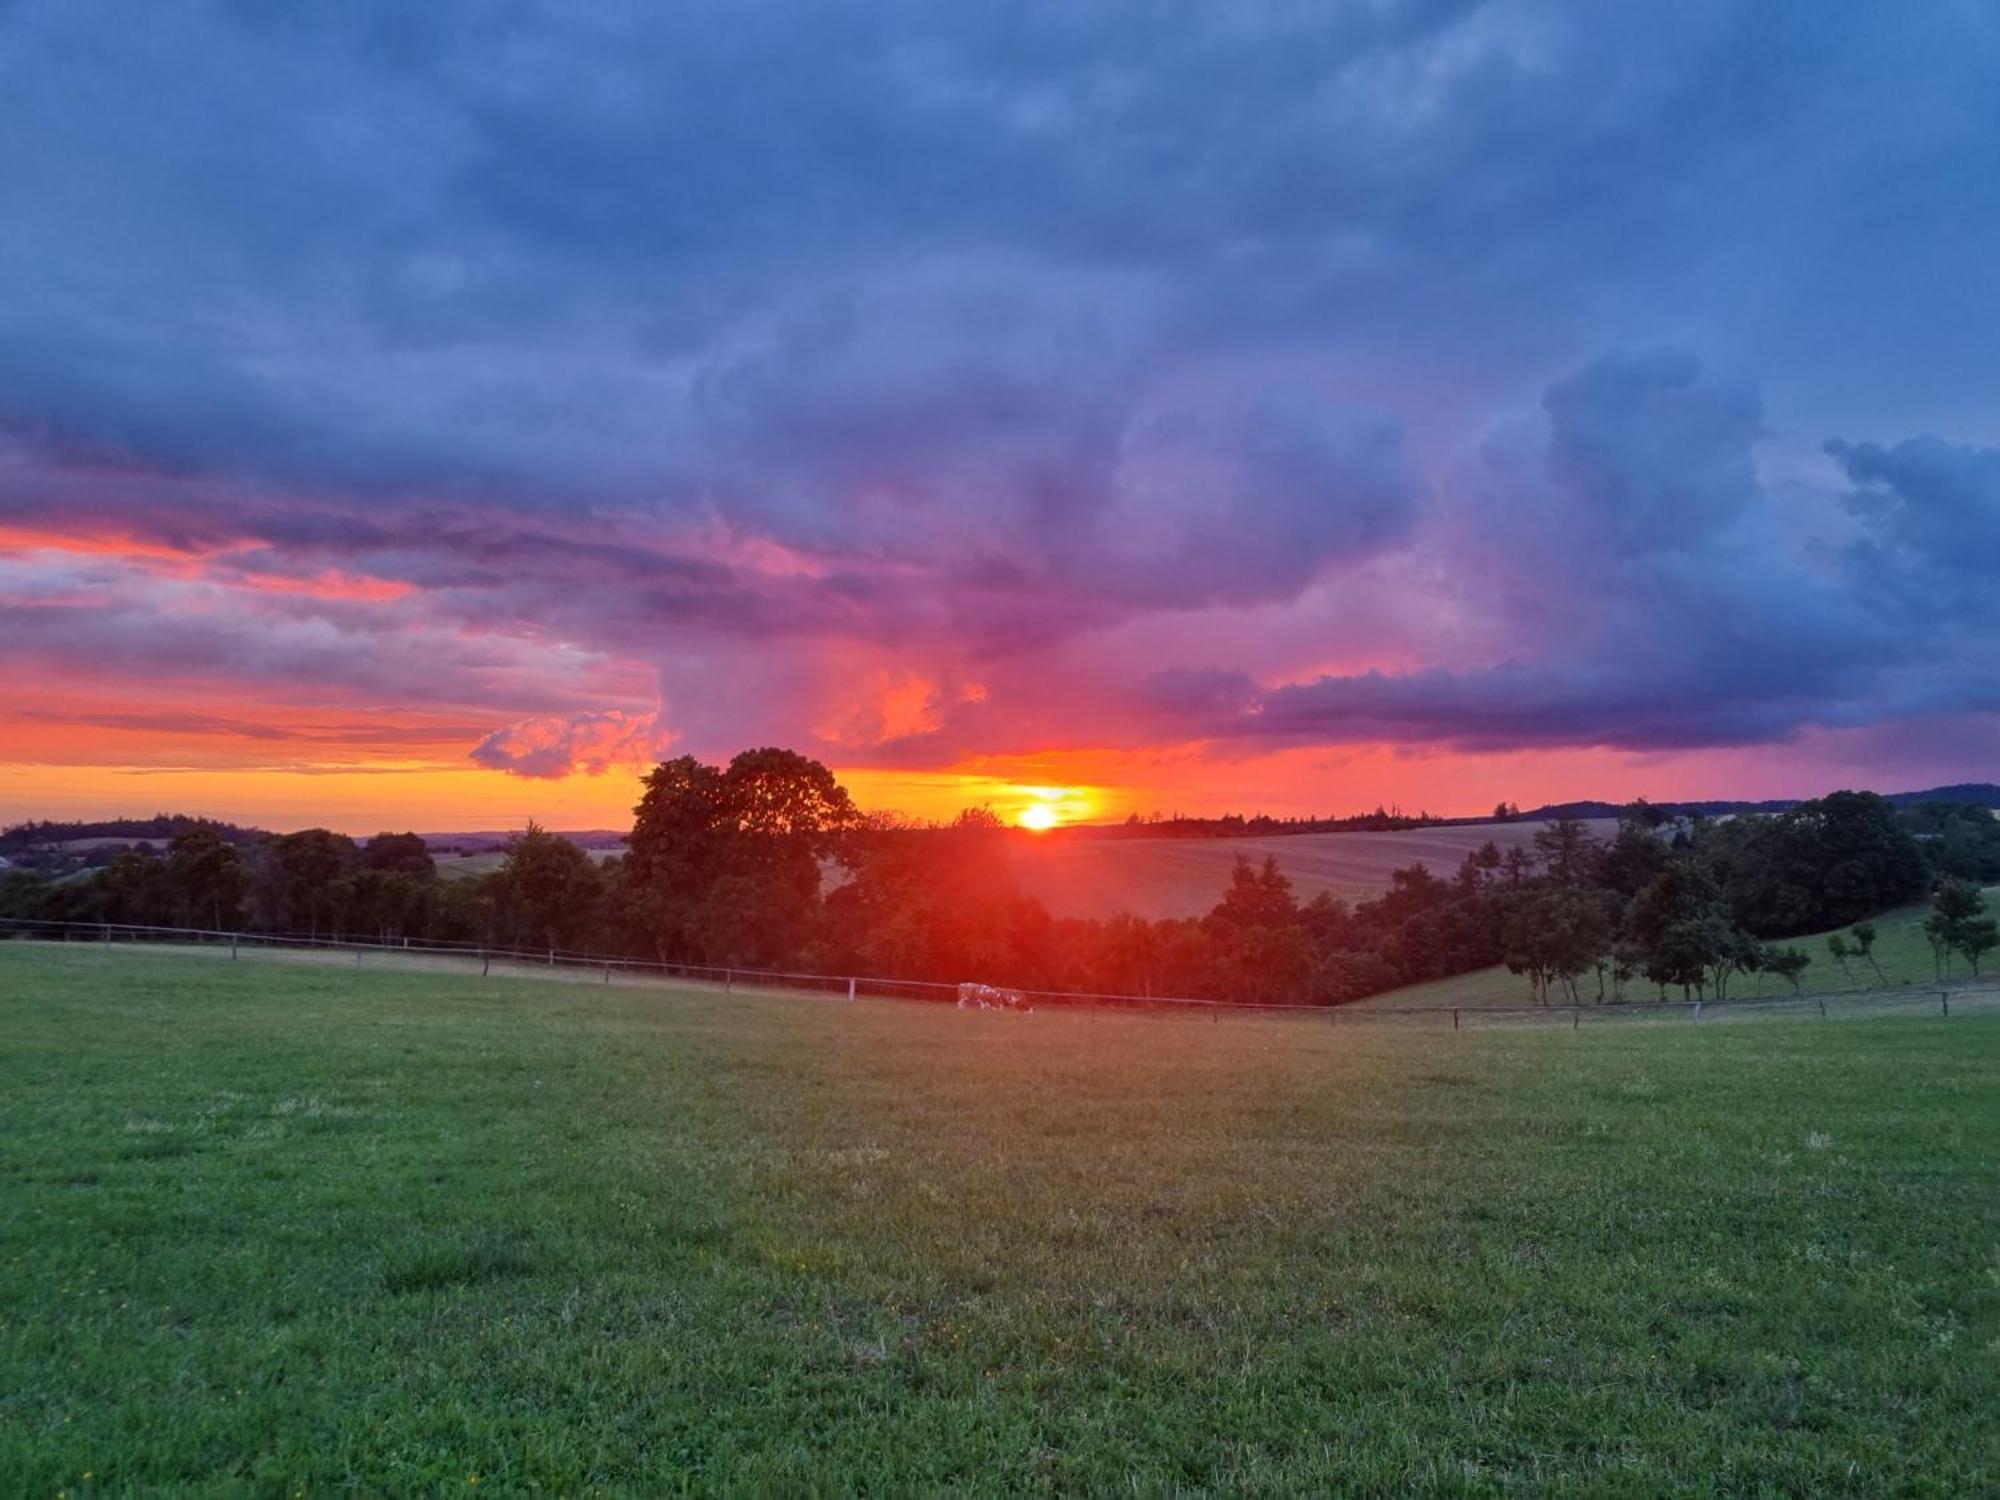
[426,819,1590,905]
[2,945,1995,1494]
[434,846,623,881]
[1012,819,1619,919]
[1360,885,2000,1011]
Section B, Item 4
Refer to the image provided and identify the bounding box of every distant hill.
[1516,784,2000,822]
[1880,783,2000,808]
[0,813,267,852]
[416,830,627,854]
[0,816,631,854]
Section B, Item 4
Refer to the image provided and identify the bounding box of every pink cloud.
[469,710,672,779]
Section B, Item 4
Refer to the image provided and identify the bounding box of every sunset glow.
[1,7,1994,837]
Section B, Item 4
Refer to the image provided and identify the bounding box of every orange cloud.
[223,568,416,603]
[0,524,220,563]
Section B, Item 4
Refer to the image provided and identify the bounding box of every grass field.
[1363,886,2000,1011]
[2,945,1994,1494]
[429,820,1588,907]
[434,848,623,882]
[1012,819,1620,920]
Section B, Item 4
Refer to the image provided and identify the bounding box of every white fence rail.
[3,916,1994,1029]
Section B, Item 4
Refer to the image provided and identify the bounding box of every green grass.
[434,848,621,882]
[2,944,1995,1494]
[1013,819,1619,920]
[1364,887,2000,1011]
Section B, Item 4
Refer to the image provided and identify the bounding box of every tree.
[627,756,733,959]
[627,748,859,965]
[727,747,860,841]
[342,869,432,941]
[1707,926,1764,1001]
[1957,916,1999,977]
[98,850,171,926]
[490,823,602,951]
[1825,931,1854,985]
[1100,912,1163,997]
[263,829,358,937]
[1922,913,1953,981]
[1849,920,1886,985]
[1455,841,1504,893]
[1623,799,1671,830]
[1601,816,1670,901]
[1652,910,1756,1001]
[1624,860,1720,955]
[1765,945,1811,994]
[165,828,249,930]
[816,816,1040,985]
[1900,800,2000,883]
[1203,857,1311,1004]
[1925,879,1996,979]
[1210,855,1298,931]
[1716,791,1927,935]
[1625,861,1749,1000]
[361,832,435,880]
[1532,816,1602,889]
[1500,886,1610,1004]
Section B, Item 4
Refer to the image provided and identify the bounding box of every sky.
[3,1,1997,833]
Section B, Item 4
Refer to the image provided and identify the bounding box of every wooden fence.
[2,916,1993,1030]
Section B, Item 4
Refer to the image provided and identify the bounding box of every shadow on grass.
[383,1234,539,1294]
[118,1135,197,1161]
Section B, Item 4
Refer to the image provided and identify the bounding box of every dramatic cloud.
[470,711,670,780]
[1,1,1996,810]
[1185,352,1997,753]
[1828,437,2000,607]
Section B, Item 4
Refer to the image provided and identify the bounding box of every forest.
[4,750,1997,1005]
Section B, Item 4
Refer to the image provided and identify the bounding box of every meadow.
[1011,819,1619,919]
[1363,885,2000,1012]
[433,847,622,882]
[1,943,1994,1495]
[421,818,1583,907]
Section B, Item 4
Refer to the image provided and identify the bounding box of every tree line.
[3,751,1996,1005]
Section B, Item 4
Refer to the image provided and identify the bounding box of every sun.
[1017,803,1059,831]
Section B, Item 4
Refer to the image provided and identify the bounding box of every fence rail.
[2,916,1993,1029]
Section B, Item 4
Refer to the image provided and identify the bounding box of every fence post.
[603,963,611,985]
[847,977,856,1003]
[230,933,238,961]
[481,950,490,978]
[1211,1001,1219,1023]
[354,947,362,968]
[725,969,733,994]
[1452,1008,1459,1032]
[548,948,555,967]
[1816,997,1826,1019]
[1941,990,1950,1016]
[1692,1001,1702,1024]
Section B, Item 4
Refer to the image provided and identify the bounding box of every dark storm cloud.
[1,1,1997,769]
[1828,437,2000,596]
[1186,352,2000,753]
